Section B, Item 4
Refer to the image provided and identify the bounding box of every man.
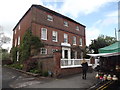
[81,58,88,79]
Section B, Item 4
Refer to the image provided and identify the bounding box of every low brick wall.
[60,67,82,76]
[37,55,55,74]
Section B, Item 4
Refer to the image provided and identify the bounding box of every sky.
[0,0,119,51]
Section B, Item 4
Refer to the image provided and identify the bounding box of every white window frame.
[64,33,68,43]
[73,36,76,45]
[40,48,47,54]
[76,26,79,31]
[18,36,20,45]
[79,38,82,46]
[41,28,47,40]
[64,21,68,27]
[47,15,53,21]
[52,31,58,42]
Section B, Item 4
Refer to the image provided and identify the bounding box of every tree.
[89,35,117,54]
[0,26,11,48]
[19,29,44,63]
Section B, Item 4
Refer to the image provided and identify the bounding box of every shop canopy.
[98,41,120,53]
[87,41,120,57]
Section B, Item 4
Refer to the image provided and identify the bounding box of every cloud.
[58,0,118,18]
[86,27,100,46]
[0,0,43,50]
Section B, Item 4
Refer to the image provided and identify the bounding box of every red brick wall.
[31,7,86,47]
[12,10,32,47]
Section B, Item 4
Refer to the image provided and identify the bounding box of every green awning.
[99,41,120,53]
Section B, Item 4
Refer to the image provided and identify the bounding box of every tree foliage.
[19,29,44,63]
[2,49,10,60]
[11,47,18,62]
[89,35,117,54]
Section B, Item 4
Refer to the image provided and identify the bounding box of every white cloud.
[58,0,118,18]
[86,27,100,46]
[0,0,43,50]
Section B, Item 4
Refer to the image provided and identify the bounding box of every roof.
[87,52,120,57]
[13,4,85,31]
[98,41,120,53]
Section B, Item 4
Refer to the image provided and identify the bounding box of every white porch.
[61,59,92,68]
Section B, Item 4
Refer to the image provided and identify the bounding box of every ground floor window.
[40,48,47,54]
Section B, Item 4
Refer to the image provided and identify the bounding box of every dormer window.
[64,21,68,27]
[47,15,53,21]
[76,26,79,31]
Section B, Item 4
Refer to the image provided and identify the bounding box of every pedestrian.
[81,58,88,79]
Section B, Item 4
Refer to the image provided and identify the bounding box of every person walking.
[81,58,88,79]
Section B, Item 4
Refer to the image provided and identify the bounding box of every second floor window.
[47,15,53,21]
[80,38,82,46]
[76,26,79,31]
[64,21,68,27]
[73,36,76,45]
[52,31,58,42]
[64,33,68,43]
[41,28,47,40]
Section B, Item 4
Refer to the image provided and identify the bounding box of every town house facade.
[12,5,91,76]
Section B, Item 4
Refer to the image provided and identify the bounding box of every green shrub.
[42,71,48,77]
[29,68,41,74]
[8,63,23,70]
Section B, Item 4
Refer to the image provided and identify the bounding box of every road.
[2,66,98,89]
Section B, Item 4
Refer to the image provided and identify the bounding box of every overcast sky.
[0,0,119,51]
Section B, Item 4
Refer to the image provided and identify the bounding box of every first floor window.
[41,28,47,40]
[80,38,82,46]
[41,48,47,54]
[64,33,68,43]
[18,36,20,45]
[73,36,76,45]
[52,31,58,42]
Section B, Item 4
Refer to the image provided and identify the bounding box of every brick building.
[12,5,91,77]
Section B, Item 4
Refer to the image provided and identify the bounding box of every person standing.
[81,58,88,79]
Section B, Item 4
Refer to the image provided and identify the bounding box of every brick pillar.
[53,52,62,77]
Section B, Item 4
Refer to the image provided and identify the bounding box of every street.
[2,66,98,89]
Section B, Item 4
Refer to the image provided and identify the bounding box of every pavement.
[2,66,99,89]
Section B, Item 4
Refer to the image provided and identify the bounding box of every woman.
[81,59,88,79]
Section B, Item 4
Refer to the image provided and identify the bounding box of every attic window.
[64,21,68,27]
[76,26,79,31]
[47,15,53,21]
